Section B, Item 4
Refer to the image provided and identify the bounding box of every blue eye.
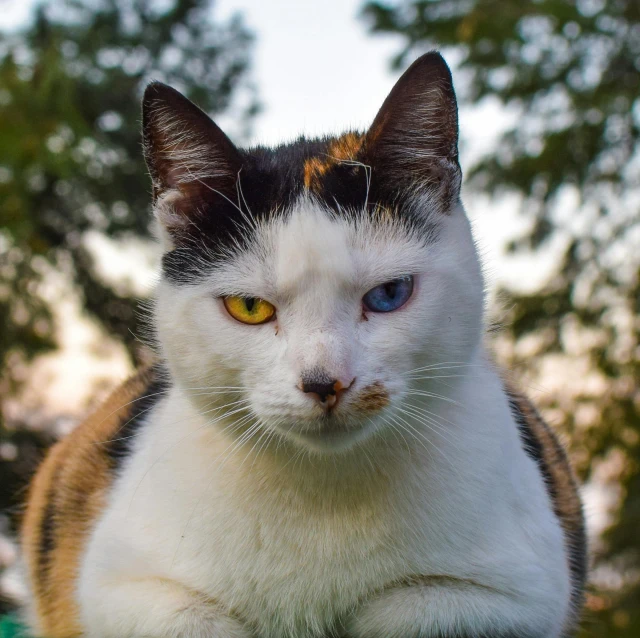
[362,275,414,313]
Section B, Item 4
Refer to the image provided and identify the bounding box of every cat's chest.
[112,420,461,635]
[128,438,426,628]
[174,469,413,632]
[173,459,407,575]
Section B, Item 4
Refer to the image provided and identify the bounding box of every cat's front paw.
[341,586,420,638]
[341,580,553,638]
[173,605,253,638]
[171,601,253,638]
[79,577,254,638]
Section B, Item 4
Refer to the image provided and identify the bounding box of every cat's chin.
[282,421,375,454]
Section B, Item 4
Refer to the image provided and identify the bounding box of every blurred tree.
[361,1,639,636]
[0,0,257,606]
[0,0,258,389]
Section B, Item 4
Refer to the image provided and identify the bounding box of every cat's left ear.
[142,82,242,239]
[365,51,461,209]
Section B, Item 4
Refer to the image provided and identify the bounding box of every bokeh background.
[0,0,638,636]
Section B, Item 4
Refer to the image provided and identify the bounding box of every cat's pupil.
[384,282,397,299]
[245,298,256,312]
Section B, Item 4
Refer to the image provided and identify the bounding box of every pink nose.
[299,378,355,411]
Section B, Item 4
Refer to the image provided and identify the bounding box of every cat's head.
[143,52,484,453]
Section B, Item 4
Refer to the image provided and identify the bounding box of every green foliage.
[0,615,30,638]
[0,0,257,386]
[362,1,639,635]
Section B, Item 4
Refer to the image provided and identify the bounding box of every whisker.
[376,416,412,453]
[402,401,458,429]
[247,423,276,470]
[387,415,434,461]
[85,389,174,440]
[391,412,463,480]
[186,169,245,218]
[101,396,250,447]
[178,386,247,392]
[88,383,248,448]
[403,373,469,381]
[241,424,270,469]
[235,167,258,231]
[324,155,372,212]
[395,405,462,453]
[405,390,462,407]
[401,362,482,375]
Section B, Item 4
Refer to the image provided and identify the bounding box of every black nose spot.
[301,380,337,402]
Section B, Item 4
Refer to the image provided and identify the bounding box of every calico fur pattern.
[21,52,586,638]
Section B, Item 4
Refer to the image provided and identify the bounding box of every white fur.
[77,198,571,637]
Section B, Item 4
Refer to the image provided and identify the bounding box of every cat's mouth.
[306,381,391,418]
[244,381,393,452]
[274,382,392,451]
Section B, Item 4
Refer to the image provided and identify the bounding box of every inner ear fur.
[364,51,462,209]
[142,82,242,236]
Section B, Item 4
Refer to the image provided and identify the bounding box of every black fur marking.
[104,369,170,473]
[146,53,460,286]
[507,388,588,622]
[508,394,555,496]
[160,136,440,285]
[160,140,313,284]
[37,467,59,592]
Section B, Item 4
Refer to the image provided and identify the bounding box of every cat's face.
[145,52,484,452]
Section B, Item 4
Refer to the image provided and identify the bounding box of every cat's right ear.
[142,82,242,241]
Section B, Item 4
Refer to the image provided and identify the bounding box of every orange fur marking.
[327,132,364,163]
[303,156,330,191]
[352,381,390,414]
[21,368,157,638]
[303,132,364,191]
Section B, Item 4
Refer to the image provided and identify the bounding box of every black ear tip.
[144,80,167,97]
[422,50,447,63]
[410,50,453,77]
[143,81,166,110]
[142,81,187,111]
[392,50,456,101]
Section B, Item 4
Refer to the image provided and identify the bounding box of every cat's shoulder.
[20,365,167,635]
[78,365,167,463]
[504,379,587,618]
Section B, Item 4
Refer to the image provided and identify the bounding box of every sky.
[214,0,403,145]
[207,0,549,291]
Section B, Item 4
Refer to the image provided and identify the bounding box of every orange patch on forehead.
[303,156,330,190]
[303,132,365,191]
[327,132,364,162]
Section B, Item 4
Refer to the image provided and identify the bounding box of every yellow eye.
[223,296,276,325]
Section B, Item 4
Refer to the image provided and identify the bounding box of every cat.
[20,51,586,638]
